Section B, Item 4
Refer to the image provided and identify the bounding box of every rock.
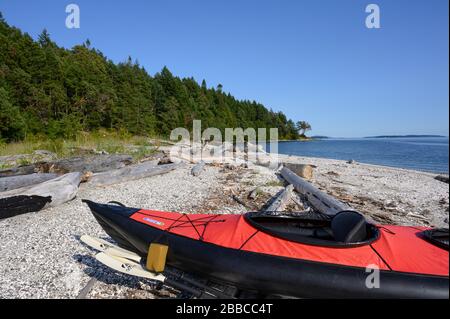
[282,163,314,180]
[347,159,357,164]
[435,174,449,184]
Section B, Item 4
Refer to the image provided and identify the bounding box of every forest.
[0,13,300,143]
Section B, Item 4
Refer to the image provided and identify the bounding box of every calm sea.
[266,137,449,174]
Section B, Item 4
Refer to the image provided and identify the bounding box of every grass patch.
[0,130,160,161]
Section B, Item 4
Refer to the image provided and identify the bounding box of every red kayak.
[84,200,449,298]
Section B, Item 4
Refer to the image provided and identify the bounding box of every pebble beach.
[0,154,448,299]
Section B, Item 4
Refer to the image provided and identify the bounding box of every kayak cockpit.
[244,210,380,248]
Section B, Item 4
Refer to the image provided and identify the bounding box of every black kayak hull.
[86,201,449,299]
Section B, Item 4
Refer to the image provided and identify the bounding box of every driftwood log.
[0,173,59,192]
[0,165,37,178]
[37,155,133,174]
[0,155,133,177]
[90,162,182,186]
[191,161,206,176]
[262,184,294,212]
[279,167,350,216]
[0,172,82,220]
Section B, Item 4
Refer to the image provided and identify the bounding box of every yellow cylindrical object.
[146,243,168,273]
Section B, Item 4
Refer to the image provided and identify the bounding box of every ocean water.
[266,137,449,173]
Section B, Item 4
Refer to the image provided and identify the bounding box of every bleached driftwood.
[191,161,206,176]
[0,165,37,178]
[263,184,294,212]
[90,162,182,186]
[279,167,351,216]
[0,155,133,178]
[0,172,82,220]
[37,155,133,174]
[0,173,59,192]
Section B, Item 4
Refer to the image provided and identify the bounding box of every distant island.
[365,135,447,139]
[310,136,330,139]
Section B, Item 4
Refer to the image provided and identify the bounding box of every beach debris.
[191,161,206,177]
[76,277,98,299]
[0,164,38,178]
[279,166,351,216]
[231,194,252,209]
[0,150,57,168]
[89,162,182,186]
[0,195,52,220]
[435,174,449,184]
[282,163,315,180]
[0,172,82,220]
[36,155,133,174]
[0,173,59,192]
[0,154,133,178]
[262,184,294,212]
[406,212,429,221]
[248,187,261,200]
[81,171,94,183]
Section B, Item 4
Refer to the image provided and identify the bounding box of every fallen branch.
[262,184,294,212]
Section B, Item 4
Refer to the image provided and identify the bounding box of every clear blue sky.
[1,0,448,137]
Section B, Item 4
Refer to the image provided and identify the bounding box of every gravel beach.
[0,155,448,299]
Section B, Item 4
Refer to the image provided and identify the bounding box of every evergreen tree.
[0,87,26,141]
[0,16,303,141]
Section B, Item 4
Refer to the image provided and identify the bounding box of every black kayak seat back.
[331,211,367,243]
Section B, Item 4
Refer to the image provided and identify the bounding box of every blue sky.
[1,0,448,137]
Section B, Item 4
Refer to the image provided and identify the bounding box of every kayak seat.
[244,211,379,248]
[331,211,367,243]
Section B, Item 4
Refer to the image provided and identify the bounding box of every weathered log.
[90,162,181,186]
[191,161,206,176]
[0,150,57,168]
[36,155,133,174]
[0,165,37,178]
[279,167,351,216]
[262,184,294,212]
[0,173,59,192]
[0,172,82,220]
[0,196,52,220]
